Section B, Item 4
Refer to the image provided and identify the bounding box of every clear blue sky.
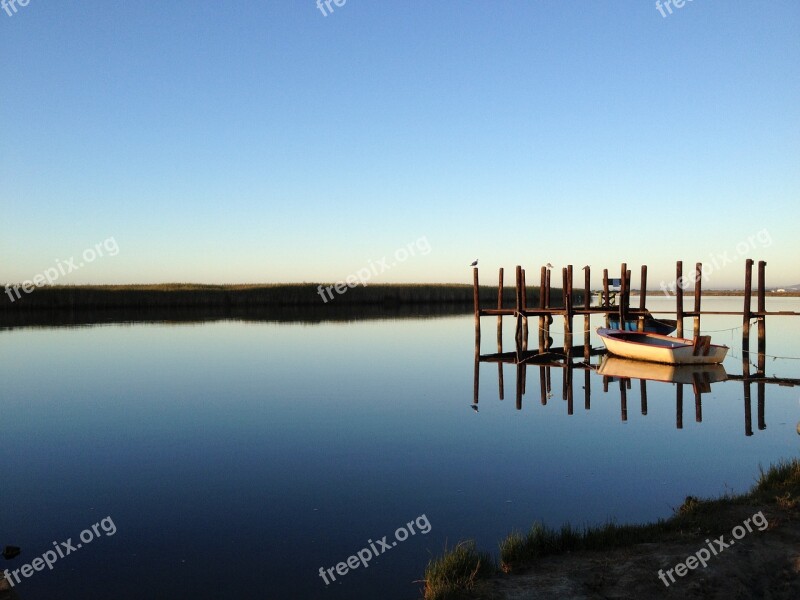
[2,1,798,288]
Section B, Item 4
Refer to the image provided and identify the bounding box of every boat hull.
[596,328,728,365]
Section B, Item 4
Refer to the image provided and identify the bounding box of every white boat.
[597,356,727,384]
[596,328,728,365]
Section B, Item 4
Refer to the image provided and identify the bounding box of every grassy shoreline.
[0,283,564,309]
[0,284,565,328]
[423,458,800,599]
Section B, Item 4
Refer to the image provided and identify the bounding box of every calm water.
[1,297,799,599]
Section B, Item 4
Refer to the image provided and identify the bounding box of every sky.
[1,0,798,289]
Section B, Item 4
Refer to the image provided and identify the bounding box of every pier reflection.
[472,332,799,437]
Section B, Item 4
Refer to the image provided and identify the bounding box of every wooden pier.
[470,259,800,434]
[472,259,800,352]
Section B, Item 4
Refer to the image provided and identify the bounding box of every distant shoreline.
[0,284,562,328]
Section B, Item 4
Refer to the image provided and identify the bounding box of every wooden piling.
[626,268,632,320]
[545,268,551,308]
[538,266,547,351]
[583,314,591,362]
[619,262,627,326]
[676,261,684,337]
[693,262,702,338]
[521,269,528,348]
[757,260,766,362]
[564,265,573,351]
[497,268,503,343]
[539,267,547,309]
[514,265,522,342]
[473,267,481,340]
[757,382,765,430]
[638,265,648,331]
[521,268,528,310]
[743,259,753,338]
[639,265,647,311]
[742,330,751,377]
[583,265,592,359]
[584,266,591,310]
[676,384,683,429]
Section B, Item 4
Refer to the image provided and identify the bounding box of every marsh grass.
[0,283,566,311]
[423,457,800,598]
[423,541,496,600]
[756,459,800,493]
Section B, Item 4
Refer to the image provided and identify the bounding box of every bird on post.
[546,263,554,269]
[470,259,478,267]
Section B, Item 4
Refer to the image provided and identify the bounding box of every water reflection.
[473,332,800,437]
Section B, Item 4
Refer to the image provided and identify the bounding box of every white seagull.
[470,259,478,267]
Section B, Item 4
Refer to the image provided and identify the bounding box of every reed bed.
[0,283,566,311]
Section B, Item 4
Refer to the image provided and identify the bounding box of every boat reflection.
[597,356,727,386]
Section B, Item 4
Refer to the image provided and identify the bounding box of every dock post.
[757,260,766,366]
[743,259,753,339]
[693,262,702,338]
[497,268,503,345]
[626,268,632,321]
[618,263,628,328]
[521,269,528,350]
[538,266,546,351]
[638,265,648,331]
[514,265,523,345]
[584,266,591,311]
[545,268,551,308]
[583,265,591,361]
[473,266,481,341]
[602,268,610,327]
[564,266,573,352]
[676,261,684,337]
[676,384,683,429]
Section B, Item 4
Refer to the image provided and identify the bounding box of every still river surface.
[1,297,798,598]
